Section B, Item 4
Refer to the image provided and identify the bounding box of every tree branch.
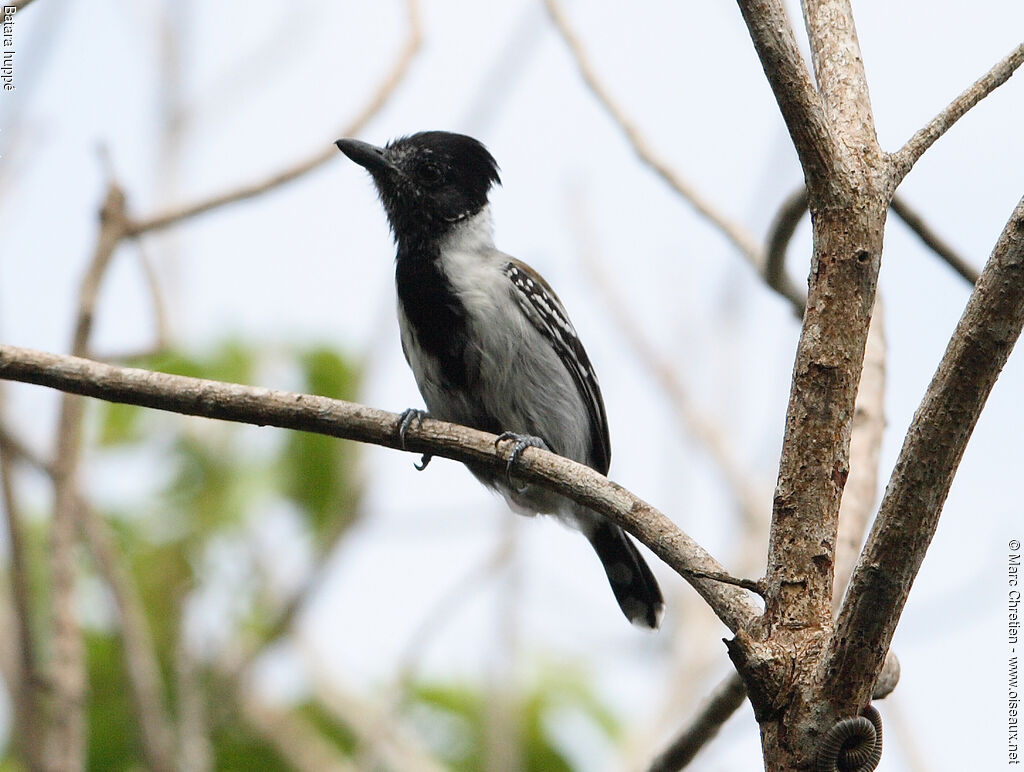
[735,0,843,197]
[0,344,762,635]
[890,41,1024,185]
[125,0,422,238]
[45,183,131,772]
[574,205,769,532]
[0,439,45,771]
[823,193,1024,710]
[832,296,886,609]
[799,0,880,164]
[544,0,763,269]
[890,196,979,284]
[767,184,980,293]
[647,672,747,772]
[78,499,178,772]
[764,187,810,313]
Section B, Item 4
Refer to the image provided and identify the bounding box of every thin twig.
[235,683,358,772]
[175,631,212,772]
[767,185,979,295]
[78,498,178,772]
[125,0,422,238]
[0,437,45,771]
[543,0,763,268]
[763,187,810,314]
[890,41,1024,185]
[46,183,131,772]
[647,672,747,772]
[133,243,171,354]
[0,343,762,635]
[299,647,449,772]
[574,205,769,533]
[0,423,52,476]
[824,192,1024,711]
[678,569,764,597]
[890,195,979,284]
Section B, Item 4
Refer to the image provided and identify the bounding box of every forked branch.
[824,194,1024,709]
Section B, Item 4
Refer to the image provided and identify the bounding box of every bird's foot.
[397,408,432,471]
[494,432,548,491]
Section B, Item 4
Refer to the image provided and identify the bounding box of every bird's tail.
[585,521,664,628]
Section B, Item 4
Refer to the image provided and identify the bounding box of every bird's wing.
[504,257,611,474]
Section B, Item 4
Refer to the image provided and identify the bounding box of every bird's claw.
[398,409,432,470]
[397,408,428,450]
[494,432,548,492]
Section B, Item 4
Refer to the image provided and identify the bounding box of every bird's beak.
[335,138,393,175]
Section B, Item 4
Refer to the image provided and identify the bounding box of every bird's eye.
[418,162,443,186]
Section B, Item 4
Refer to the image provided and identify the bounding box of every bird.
[336,130,663,628]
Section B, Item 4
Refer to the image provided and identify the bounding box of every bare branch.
[79,500,178,772]
[767,186,979,294]
[237,687,357,772]
[823,193,1024,711]
[577,215,768,532]
[644,296,886,770]
[735,0,843,197]
[763,187,810,314]
[301,654,450,772]
[0,423,52,475]
[175,633,212,772]
[799,0,880,163]
[125,0,422,238]
[832,297,886,610]
[890,195,979,285]
[0,344,762,634]
[543,0,763,267]
[45,183,132,772]
[647,672,747,772]
[0,437,45,770]
[890,41,1024,185]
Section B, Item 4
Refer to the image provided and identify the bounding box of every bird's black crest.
[387,131,501,195]
[343,131,501,247]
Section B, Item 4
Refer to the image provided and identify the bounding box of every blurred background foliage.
[0,340,621,770]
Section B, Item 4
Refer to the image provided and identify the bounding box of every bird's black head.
[336,131,501,246]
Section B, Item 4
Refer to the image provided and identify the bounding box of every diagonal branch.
[544,0,763,268]
[79,498,177,772]
[646,672,747,772]
[125,0,422,237]
[890,196,979,284]
[890,41,1024,186]
[572,202,768,532]
[735,0,843,197]
[0,438,45,771]
[822,193,1024,711]
[0,344,762,635]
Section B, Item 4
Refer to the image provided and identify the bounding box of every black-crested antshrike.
[336,131,663,628]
